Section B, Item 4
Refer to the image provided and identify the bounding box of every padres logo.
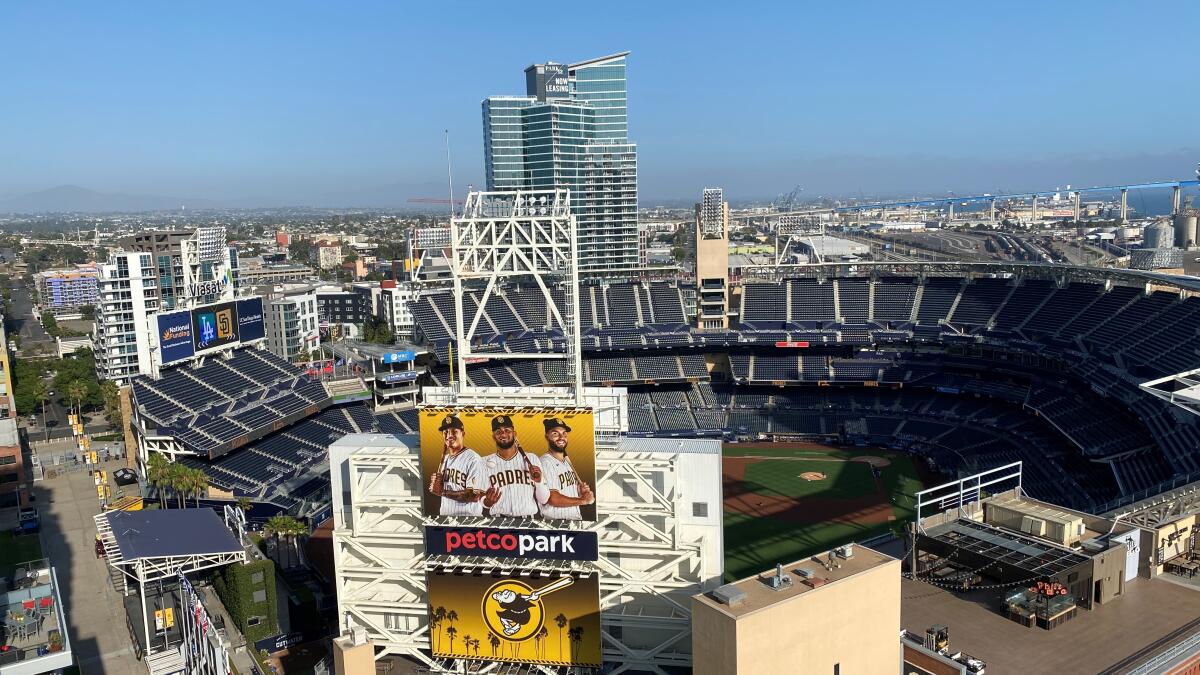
[481,577,574,642]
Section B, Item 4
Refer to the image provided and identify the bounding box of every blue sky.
[2,1,1198,204]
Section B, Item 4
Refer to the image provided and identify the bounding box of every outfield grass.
[723,445,923,581]
[741,459,875,500]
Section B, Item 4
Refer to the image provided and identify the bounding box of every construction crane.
[774,185,804,212]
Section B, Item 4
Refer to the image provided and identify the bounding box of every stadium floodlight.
[450,189,583,400]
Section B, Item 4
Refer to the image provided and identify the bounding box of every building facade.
[262,286,321,362]
[695,188,730,329]
[483,52,640,273]
[329,388,724,672]
[35,265,99,310]
[377,281,416,338]
[93,228,237,383]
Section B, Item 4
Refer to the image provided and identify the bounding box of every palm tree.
[535,625,548,659]
[236,496,253,514]
[568,626,584,662]
[189,467,208,507]
[488,632,500,656]
[167,462,189,508]
[462,633,471,656]
[30,381,49,441]
[432,606,447,652]
[471,638,480,656]
[554,613,568,660]
[445,626,457,655]
[65,381,88,423]
[444,609,459,655]
[263,515,306,568]
[146,454,170,508]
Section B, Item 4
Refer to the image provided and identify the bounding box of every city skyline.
[2,2,1199,208]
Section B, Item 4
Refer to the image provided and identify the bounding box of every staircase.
[93,512,127,594]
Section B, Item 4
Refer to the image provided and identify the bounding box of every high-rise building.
[483,52,640,273]
[93,227,237,383]
[262,285,320,362]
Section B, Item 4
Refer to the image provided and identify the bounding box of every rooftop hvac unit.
[1021,516,1046,537]
[835,543,855,559]
[712,584,747,606]
[796,568,815,579]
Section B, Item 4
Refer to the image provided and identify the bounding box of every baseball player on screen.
[428,414,485,516]
[538,417,594,520]
[482,414,549,517]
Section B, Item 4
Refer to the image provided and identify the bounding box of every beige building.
[692,545,901,675]
[694,188,730,329]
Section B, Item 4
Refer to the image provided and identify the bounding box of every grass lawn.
[741,458,875,500]
[722,444,923,581]
[0,530,44,569]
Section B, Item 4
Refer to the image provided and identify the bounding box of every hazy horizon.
[3,2,1199,208]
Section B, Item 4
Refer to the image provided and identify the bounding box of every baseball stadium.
[119,192,1200,672]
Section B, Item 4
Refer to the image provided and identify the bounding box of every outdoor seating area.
[1164,552,1200,579]
[0,559,65,663]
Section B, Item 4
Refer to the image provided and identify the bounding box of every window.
[0,455,16,466]
[252,590,267,603]
[692,502,708,518]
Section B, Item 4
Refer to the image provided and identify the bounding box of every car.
[47,390,55,397]
[16,507,40,535]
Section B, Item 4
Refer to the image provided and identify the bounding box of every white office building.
[93,228,236,383]
[262,286,321,362]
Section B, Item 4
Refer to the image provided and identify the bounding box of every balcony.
[0,559,72,674]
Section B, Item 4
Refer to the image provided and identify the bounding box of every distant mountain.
[0,181,483,213]
[310,180,478,208]
[0,185,222,214]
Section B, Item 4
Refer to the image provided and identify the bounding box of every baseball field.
[723,442,925,581]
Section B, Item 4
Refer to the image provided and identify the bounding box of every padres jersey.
[439,449,485,516]
[539,453,583,520]
[484,451,544,517]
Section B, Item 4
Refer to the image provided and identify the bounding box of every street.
[33,446,144,674]
[7,279,53,348]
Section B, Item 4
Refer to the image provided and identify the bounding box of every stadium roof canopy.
[108,509,242,561]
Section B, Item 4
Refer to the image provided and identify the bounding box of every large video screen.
[156,310,196,366]
[426,571,600,667]
[235,297,265,343]
[192,301,239,353]
[419,407,596,522]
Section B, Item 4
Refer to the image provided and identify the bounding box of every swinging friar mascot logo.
[481,576,575,640]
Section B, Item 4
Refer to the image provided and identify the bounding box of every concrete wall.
[1090,543,1128,605]
[693,558,900,675]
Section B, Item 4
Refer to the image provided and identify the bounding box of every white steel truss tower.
[450,188,584,399]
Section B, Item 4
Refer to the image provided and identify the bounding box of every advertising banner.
[380,371,418,384]
[192,301,239,353]
[426,571,600,667]
[157,310,196,365]
[235,297,266,342]
[425,526,598,562]
[419,407,596,522]
[382,350,416,364]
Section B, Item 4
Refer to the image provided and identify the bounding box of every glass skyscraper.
[483,52,639,273]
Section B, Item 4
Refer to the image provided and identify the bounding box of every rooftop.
[695,545,896,618]
[109,509,242,561]
[925,518,1091,576]
[902,576,1200,673]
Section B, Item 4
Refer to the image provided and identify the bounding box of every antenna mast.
[444,129,455,219]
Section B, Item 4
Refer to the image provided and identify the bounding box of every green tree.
[146,454,170,508]
[263,515,307,567]
[41,311,59,337]
[65,380,88,421]
[30,380,50,441]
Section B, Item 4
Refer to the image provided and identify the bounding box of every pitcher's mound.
[799,471,827,481]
